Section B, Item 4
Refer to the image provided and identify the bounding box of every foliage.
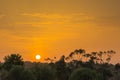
[0,65,35,80]
[96,65,113,80]
[31,63,55,80]
[55,55,69,80]
[69,68,100,80]
[66,49,115,64]
[3,54,24,70]
[0,49,118,80]
[115,63,120,70]
[0,69,9,80]
[114,73,120,80]
[0,62,2,70]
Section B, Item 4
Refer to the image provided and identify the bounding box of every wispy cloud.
[21,13,95,25]
[22,13,71,19]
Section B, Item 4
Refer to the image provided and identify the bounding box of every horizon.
[0,0,120,64]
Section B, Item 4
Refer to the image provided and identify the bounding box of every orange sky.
[0,0,120,63]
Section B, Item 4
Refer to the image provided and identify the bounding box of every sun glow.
[36,54,41,60]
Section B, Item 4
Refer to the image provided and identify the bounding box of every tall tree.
[55,55,68,80]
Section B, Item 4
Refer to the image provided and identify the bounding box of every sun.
[36,54,41,60]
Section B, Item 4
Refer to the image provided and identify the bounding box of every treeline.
[0,49,120,80]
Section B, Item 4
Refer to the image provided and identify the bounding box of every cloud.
[16,21,68,25]
[0,23,45,38]
[21,13,95,25]
[22,13,71,19]
[22,13,93,20]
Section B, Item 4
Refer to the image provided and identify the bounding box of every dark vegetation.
[0,49,120,80]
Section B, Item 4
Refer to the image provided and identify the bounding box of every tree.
[31,63,55,80]
[97,66,113,80]
[6,65,35,80]
[0,62,2,70]
[55,55,69,80]
[115,63,120,70]
[0,69,8,80]
[3,54,24,70]
[67,49,86,62]
[69,68,100,80]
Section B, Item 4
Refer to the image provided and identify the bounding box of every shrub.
[31,63,55,80]
[69,68,100,80]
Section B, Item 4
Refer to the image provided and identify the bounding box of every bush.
[31,63,55,80]
[69,68,100,80]
[7,65,35,80]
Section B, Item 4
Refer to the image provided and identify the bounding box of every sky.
[0,0,120,63]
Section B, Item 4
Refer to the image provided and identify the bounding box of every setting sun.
[36,55,41,60]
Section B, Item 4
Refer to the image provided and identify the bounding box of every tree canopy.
[0,49,119,80]
[3,54,24,70]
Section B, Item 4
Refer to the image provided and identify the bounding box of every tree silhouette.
[3,54,24,70]
[67,49,86,62]
[0,49,117,80]
[55,55,68,80]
